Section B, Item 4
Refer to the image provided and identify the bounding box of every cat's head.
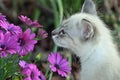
[52,0,102,52]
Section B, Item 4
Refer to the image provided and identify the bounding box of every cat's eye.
[59,29,65,35]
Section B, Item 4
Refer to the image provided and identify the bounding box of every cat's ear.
[80,19,95,40]
[81,0,97,15]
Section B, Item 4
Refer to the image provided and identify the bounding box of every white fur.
[52,13,120,80]
[70,13,120,80]
[52,3,120,78]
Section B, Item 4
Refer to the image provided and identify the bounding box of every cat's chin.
[52,36,69,48]
[53,41,69,49]
[53,40,69,49]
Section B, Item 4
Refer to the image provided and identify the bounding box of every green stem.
[45,64,50,77]
[13,0,18,15]
[51,0,63,52]
[57,0,63,24]
[33,8,40,20]
[50,0,59,26]
[66,54,72,80]
[53,45,58,52]
[32,8,40,33]
[48,71,53,80]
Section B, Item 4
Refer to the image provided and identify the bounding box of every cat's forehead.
[62,14,82,24]
[62,19,70,25]
[59,19,70,28]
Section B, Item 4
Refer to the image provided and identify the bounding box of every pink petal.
[23,77,32,80]
[58,70,67,77]
[0,51,7,58]
[19,60,27,68]
[50,65,57,72]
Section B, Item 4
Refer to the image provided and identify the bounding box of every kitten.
[52,0,120,80]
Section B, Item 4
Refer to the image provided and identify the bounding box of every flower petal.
[19,60,27,68]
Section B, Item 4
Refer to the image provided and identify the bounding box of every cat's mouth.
[52,34,62,46]
[52,31,66,48]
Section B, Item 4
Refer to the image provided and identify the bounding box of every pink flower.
[19,60,46,80]
[38,29,48,39]
[0,33,20,57]
[17,28,37,56]
[0,13,6,21]
[0,20,22,36]
[18,15,42,28]
[19,60,27,68]
[48,52,71,77]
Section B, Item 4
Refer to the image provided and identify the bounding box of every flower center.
[30,72,34,79]
[0,44,5,49]
[8,27,15,34]
[54,64,60,69]
[38,75,42,80]
[18,38,25,46]
[8,27,12,31]
[0,27,6,33]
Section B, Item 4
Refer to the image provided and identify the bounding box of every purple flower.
[0,20,22,35]
[19,60,27,68]
[38,29,48,39]
[0,33,20,57]
[18,15,42,28]
[0,13,6,21]
[19,60,46,80]
[18,28,37,56]
[48,52,71,77]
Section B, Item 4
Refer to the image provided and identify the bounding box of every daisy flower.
[38,29,48,39]
[17,28,37,56]
[48,52,71,77]
[0,20,22,35]
[19,60,46,80]
[18,15,42,28]
[0,33,20,57]
[0,13,6,21]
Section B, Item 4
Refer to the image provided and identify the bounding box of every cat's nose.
[52,30,57,36]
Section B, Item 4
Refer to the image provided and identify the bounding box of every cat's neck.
[74,39,119,64]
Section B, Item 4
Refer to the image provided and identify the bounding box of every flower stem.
[57,0,63,24]
[48,71,53,80]
[32,8,40,33]
[53,45,58,52]
[45,64,50,77]
[51,0,63,52]
[66,54,72,80]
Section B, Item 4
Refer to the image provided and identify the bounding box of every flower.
[0,33,20,57]
[0,13,6,21]
[18,15,42,28]
[38,29,48,39]
[0,20,22,35]
[48,52,71,77]
[19,60,27,68]
[18,28,37,56]
[19,60,46,80]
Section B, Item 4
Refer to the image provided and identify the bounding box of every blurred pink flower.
[19,60,46,80]
[19,60,27,68]
[48,52,71,77]
[18,15,42,28]
[38,29,48,39]
[0,13,6,21]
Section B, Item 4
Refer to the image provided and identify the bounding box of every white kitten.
[52,0,120,80]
